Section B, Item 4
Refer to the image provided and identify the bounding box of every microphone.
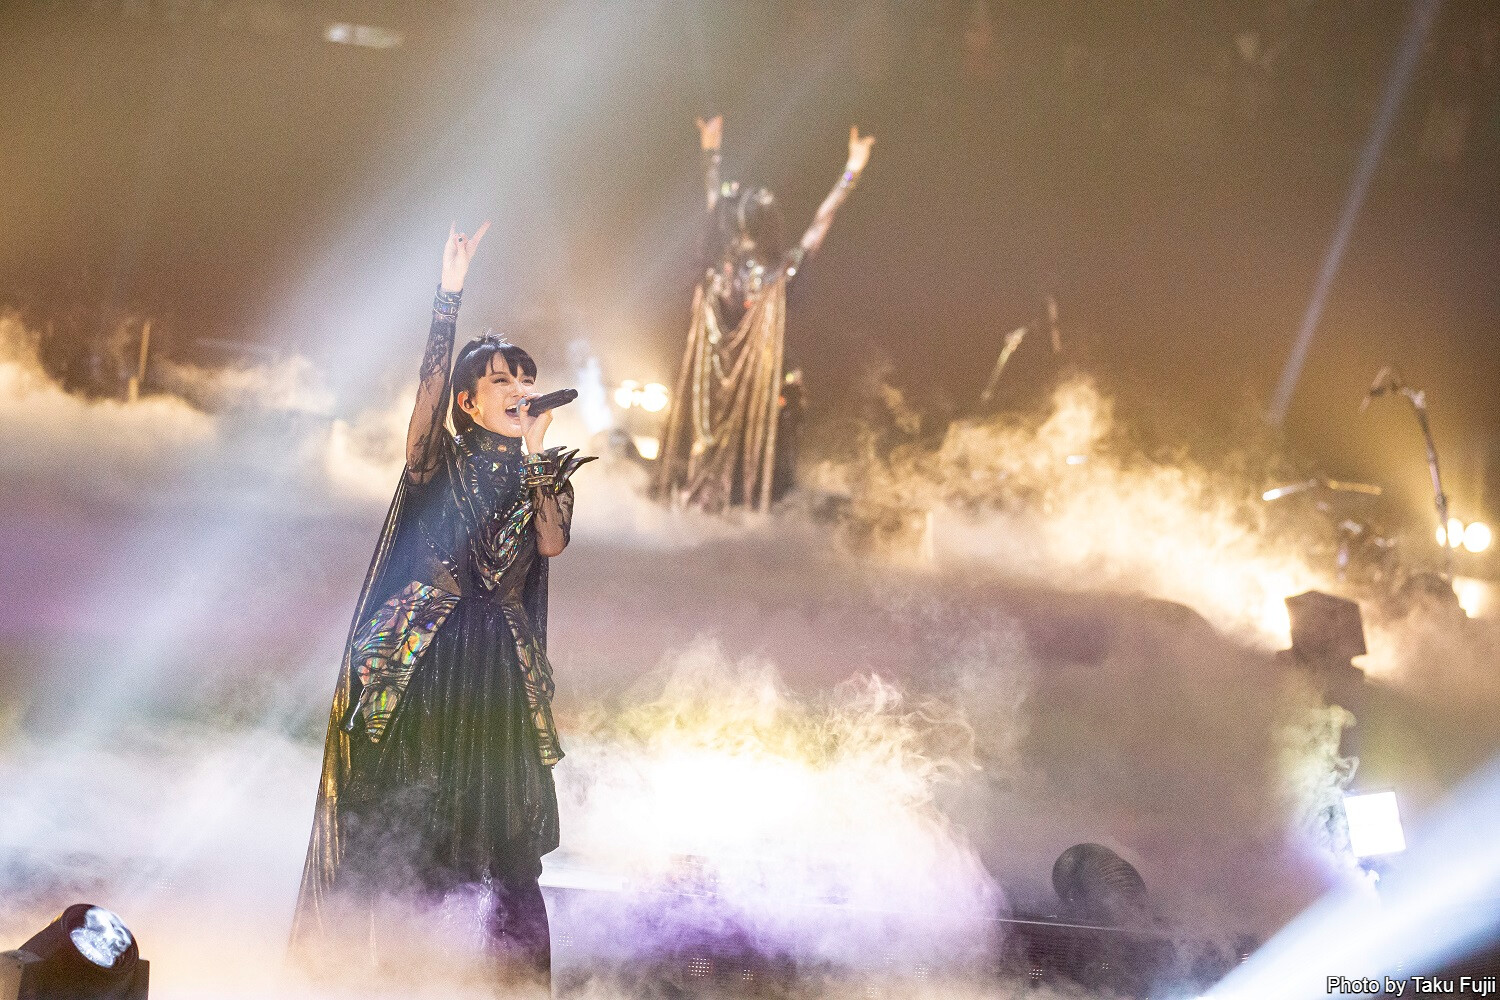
[519,388,578,415]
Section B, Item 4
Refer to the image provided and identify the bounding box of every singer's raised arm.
[406,223,489,484]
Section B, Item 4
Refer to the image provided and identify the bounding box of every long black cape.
[288,454,549,949]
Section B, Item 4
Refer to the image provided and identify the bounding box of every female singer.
[292,223,591,990]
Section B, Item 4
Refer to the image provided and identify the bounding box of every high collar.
[462,424,523,456]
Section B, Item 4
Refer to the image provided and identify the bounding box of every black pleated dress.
[321,433,569,983]
[335,597,559,964]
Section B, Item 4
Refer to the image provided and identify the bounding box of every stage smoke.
[2,311,1497,997]
[837,376,1332,645]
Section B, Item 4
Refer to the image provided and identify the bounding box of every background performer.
[654,116,874,512]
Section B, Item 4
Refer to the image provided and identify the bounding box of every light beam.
[1268,0,1440,425]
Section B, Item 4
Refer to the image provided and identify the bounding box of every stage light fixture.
[1447,517,1466,549]
[2,903,148,1000]
[1051,844,1147,925]
[1284,590,1367,663]
[1343,790,1406,859]
[1463,521,1491,554]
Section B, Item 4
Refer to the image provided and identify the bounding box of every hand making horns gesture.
[696,114,723,152]
[440,220,491,293]
[846,127,875,174]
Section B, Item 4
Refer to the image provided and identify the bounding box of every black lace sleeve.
[532,480,575,557]
[405,286,461,484]
[524,447,596,557]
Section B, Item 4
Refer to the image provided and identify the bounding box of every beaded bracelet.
[433,284,463,319]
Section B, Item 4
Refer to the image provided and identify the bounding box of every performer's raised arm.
[697,115,723,213]
[794,126,875,264]
[406,221,489,484]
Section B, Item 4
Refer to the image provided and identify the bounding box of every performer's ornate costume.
[292,285,591,983]
[654,142,861,512]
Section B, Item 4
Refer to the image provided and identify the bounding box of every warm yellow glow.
[1447,517,1466,549]
[614,379,668,412]
[854,379,1331,646]
[1453,577,1493,618]
[558,648,999,949]
[640,382,669,413]
[632,435,660,461]
[1463,521,1492,554]
[324,23,404,48]
[1437,524,1449,546]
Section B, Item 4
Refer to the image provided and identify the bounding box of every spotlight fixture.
[1342,790,1406,859]
[1051,844,1147,925]
[1463,521,1491,554]
[2,904,147,1000]
[1284,590,1367,664]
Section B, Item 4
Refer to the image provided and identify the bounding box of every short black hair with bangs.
[451,335,537,435]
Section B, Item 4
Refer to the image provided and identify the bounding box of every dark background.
[2,0,1496,535]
